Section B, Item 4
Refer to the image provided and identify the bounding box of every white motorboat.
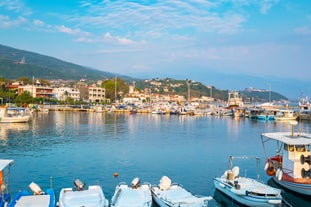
[151,176,212,207]
[213,156,282,207]
[0,107,30,123]
[8,182,55,207]
[261,121,311,196]
[58,179,109,207]
[0,159,14,207]
[111,177,152,207]
[274,109,298,121]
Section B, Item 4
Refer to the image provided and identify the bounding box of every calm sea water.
[0,111,310,207]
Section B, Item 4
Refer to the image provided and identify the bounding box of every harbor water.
[0,111,310,206]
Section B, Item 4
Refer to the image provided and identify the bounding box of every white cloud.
[0,15,27,28]
[0,0,32,15]
[103,32,135,45]
[294,26,311,35]
[33,19,44,26]
[55,25,91,37]
[259,0,279,14]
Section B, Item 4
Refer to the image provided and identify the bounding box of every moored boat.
[151,176,212,207]
[261,121,311,196]
[0,107,30,123]
[57,179,109,207]
[8,181,55,207]
[213,156,282,207]
[0,159,14,207]
[111,177,152,207]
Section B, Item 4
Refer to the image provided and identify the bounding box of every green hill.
[0,44,130,81]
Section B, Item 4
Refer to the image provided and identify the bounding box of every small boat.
[0,107,30,123]
[58,179,109,207]
[274,109,298,121]
[111,177,152,207]
[8,182,55,207]
[213,156,282,207]
[0,159,14,207]
[151,176,212,207]
[261,121,311,196]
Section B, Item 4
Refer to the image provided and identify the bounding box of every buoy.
[264,162,269,171]
[266,166,276,176]
[114,172,118,178]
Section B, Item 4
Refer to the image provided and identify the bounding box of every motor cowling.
[131,177,140,189]
[29,182,43,195]
[74,179,85,191]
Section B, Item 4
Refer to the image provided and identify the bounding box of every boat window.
[284,144,294,151]
[295,145,306,152]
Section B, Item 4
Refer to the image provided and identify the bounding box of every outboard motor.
[29,182,43,195]
[74,179,85,191]
[131,177,140,189]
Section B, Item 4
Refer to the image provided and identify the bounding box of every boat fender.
[74,179,85,191]
[264,161,269,171]
[300,155,311,165]
[266,166,276,176]
[301,168,311,178]
[131,177,140,189]
[29,182,43,195]
[276,169,283,181]
[230,188,246,195]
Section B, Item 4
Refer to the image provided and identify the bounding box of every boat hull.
[272,176,311,196]
[111,183,152,207]
[213,178,281,207]
[8,189,55,207]
[58,185,109,207]
[151,185,211,207]
[0,116,30,123]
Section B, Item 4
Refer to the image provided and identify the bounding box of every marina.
[0,111,310,206]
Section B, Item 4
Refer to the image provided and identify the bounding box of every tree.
[15,91,33,106]
[102,78,129,102]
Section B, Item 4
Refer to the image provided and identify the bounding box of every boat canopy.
[261,132,311,145]
[0,159,14,171]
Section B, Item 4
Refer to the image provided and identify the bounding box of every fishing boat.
[0,107,30,123]
[8,181,55,207]
[213,156,282,207]
[0,159,14,207]
[261,121,311,196]
[58,179,109,207]
[151,176,212,207]
[111,177,152,207]
[274,109,298,121]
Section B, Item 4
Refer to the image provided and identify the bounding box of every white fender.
[276,169,283,181]
[264,162,269,171]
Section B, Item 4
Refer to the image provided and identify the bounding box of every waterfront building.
[53,87,80,101]
[18,84,53,99]
[88,86,106,103]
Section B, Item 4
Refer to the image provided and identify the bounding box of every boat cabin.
[282,142,311,179]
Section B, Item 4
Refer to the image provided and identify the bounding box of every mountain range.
[0,44,307,100]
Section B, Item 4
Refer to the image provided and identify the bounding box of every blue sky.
[0,0,310,98]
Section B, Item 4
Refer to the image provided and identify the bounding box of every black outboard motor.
[74,179,85,191]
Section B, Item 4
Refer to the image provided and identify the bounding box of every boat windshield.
[284,144,310,152]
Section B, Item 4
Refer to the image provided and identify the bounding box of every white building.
[88,86,105,103]
[53,87,80,101]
